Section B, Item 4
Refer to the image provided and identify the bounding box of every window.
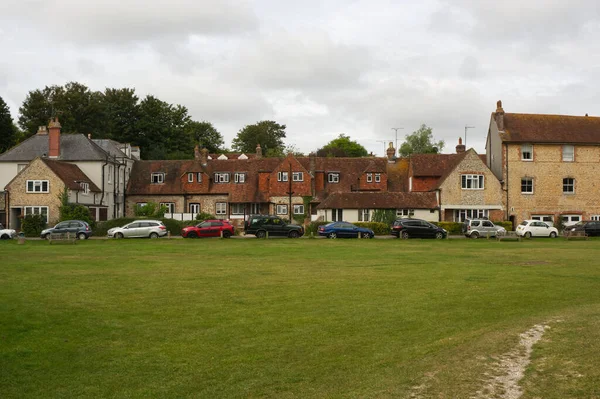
[151,173,164,184]
[216,202,227,215]
[276,204,288,215]
[454,209,489,222]
[521,144,533,161]
[328,173,339,183]
[108,165,113,184]
[188,173,194,183]
[521,178,533,194]
[214,173,230,183]
[366,173,373,183]
[234,173,246,183]
[563,178,575,194]
[160,203,175,213]
[80,182,89,195]
[358,209,370,222]
[292,172,303,182]
[562,145,574,162]
[397,209,414,217]
[591,215,600,221]
[197,172,202,182]
[561,214,581,225]
[189,203,200,214]
[250,203,260,214]
[375,173,381,183]
[293,204,304,215]
[26,180,49,193]
[24,206,48,223]
[532,215,554,226]
[278,171,288,182]
[231,203,245,215]
[17,164,27,173]
[461,174,484,190]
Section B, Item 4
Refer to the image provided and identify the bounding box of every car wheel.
[361,232,370,239]
[116,232,124,239]
[187,231,198,239]
[549,231,557,238]
[328,232,337,239]
[222,231,232,238]
[42,234,49,240]
[288,231,299,239]
[525,232,532,238]
[149,232,159,239]
[470,232,479,239]
[401,231,409,239]
[435,232,444,239]
[256,230,266,239]
[1,234,9,240]
[77,232,87,240]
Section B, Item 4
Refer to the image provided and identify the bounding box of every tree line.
[0,82,444,158]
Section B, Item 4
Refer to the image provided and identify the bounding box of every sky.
[1,0,599,156]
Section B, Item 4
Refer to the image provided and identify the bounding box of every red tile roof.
[316,192,438,210]
[43,158,101,192]
[410,154,463,177]
[496,113,600,143]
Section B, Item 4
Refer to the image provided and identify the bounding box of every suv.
[244,215,304,238]
[391,218,447,239]
[462,219,506,238]
[107,220,167,238]
[41,220,93,240]
[565,220,600,237]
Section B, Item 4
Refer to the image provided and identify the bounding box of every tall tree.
[316,134,368,157]
[184,121,224,153]
[232,120,286,155]
[102,88,141,143]
[0,96,17,152]
[399,124,444,157]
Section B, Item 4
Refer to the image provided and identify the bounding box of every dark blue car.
[318,221,374,239]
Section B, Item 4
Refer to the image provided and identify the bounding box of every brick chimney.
[495,100,505,131]
[48,117,61,158]
[386,142,396,162]
[36,126,47,135]
[200,148,208,166]
[456,137,466,153]
[194,144,200,161]
[256,144,262,159]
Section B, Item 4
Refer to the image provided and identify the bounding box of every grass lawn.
[1,238,600,398]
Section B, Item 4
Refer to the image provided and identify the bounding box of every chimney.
[87,134,91,139]
[36,126,47,135]
[194,144,200,161]
[200,148,208,166]
[309,152,316,195]
[495,100,505,131]
[48,117,61,158]
[256,144,262,159]
[386,142,396,162]
[456,137,466,153]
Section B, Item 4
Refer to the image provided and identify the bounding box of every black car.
[40,220,93,240]
[391,218,447,239]
[566,221,600,237]
[244,215,304,238]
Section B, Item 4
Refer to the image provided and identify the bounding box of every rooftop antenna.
[376,140,388,156]
[391,127,404,154]
[464,125,475,147]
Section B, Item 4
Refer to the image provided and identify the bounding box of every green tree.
[399,124,444,157]
[102,87,141,143]
[316,134,368,157]
[0,96,17,152]
[184,121,224,153]
[232,120,286,155]
[58,188,96,228]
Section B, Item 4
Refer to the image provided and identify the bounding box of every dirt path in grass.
[472,323,549,399]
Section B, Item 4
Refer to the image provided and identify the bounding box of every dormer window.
[521,144,533,161]
[187,173,194,183]
[214,173,230,183]
[80,182,89,195]
[328,173,339,183]
[367,173,373,183]
[375,173,381,183]
[234,172,246,183]
[151,173,164,184]
[292,172,303,182]
[278,171,288,182]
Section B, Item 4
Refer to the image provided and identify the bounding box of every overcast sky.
[1,0,599,156]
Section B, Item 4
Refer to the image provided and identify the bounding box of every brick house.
[486,100,600,226]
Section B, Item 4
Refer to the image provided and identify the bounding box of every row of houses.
[2,101,600,230]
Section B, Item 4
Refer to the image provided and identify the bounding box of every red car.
[181,219,235,238]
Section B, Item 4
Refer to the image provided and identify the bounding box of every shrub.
[371,210,396,226]
[493,221,514,231]
[195,212,216,221]
[134,202,166,218]
[21,214,47,237]
[354,222,390,235]
[305,221,331,235]
[431,221,463,234]
[58,188,96,228]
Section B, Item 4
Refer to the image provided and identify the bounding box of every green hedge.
[493,221,514,231]
[21,215,47,237]
[95,217,197,237]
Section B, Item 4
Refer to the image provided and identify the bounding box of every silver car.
[462,218,507,238]
[107,220,167,239]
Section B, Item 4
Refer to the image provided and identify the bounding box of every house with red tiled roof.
[486,100,600,227]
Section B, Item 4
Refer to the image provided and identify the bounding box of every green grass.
[1,238,600,398]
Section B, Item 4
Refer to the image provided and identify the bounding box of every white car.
[516,220,559,238]
[107,220,167,238]
[0,223,17,240]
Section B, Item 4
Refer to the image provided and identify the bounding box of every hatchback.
[516,220,558,238]
[41,220,92,240]
[318,221,374,239]
[181,219,235,238]
[107,220,167,238]
[391,218,447,239]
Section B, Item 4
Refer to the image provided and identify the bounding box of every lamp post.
[391,127,404,154]
[464,125,475,147]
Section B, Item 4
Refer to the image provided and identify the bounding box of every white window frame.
[197,172,202,182]
[215,202,227,215]
[250,203,260,214]
[276,204,288,215]
[590,215,600,221]
[26,180,49,193]
[563,177,575,194]
[214,173,230,183]
[359,209,370,222]
[234,173,246,183]
[375,173,381,183]
[396,209,414,217]
[292,172,303,182]
[366,173,373,183]
[454,209,489,222]
[24,206,49,223]
[461,174,484,190]
[293,204,304,215]
[328,173,339,183]
[521,177,533,194]
[189,203,200,214]
[521,144,533,161]
[231,203,245,215]
[80,182,90,195]
[160,202,175,213]
[562,145,574,162]
[278,171,288,182]
[561,214,581,226]
[151,173,164,184]
[188,173,194,183]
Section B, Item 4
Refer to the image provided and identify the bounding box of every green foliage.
[58,188,96,228]
[184,121,224,153]
[0,96,17,153]
[430,221,463,234]
[21,214,47,237]
[316,134,368,157]
[195,212,216,221]
[553,217,566,233]
[134,202,166,218]
[354,222,390,235]
[399,124,445,157]
[305,221,331,235]
[493,221,514,231]
[371,210,397,226]
[232,120,286,156]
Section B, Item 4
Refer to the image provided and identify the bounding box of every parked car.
[244,215,304,238]
[107,220,167,238]
[515,220,559,238]
[181,219,235,238]
[565,220,600,237]
[391,218,447,239]
[0,223,16,239]
[318,221,374,239]
[41,220,92,240]
[462,218,507,238]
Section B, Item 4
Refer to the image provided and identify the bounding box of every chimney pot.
[200,148,208,166]
[256,144,262,159]
[456,137,466,153]
[495,100,505,131]
[386,142,396,162]
[37,126,47,135]
[194,144,200,161]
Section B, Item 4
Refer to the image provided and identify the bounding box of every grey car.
[107,220,167,238]
[41,220,93,240]
[462,218,506,238]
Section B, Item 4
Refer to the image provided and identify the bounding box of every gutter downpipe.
[100,156,109,216]
[505,143,509,221]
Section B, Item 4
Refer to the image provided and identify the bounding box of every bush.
[371,210,396,226]
[354,222,390,235]
[21,214,47,237]
[493,220,514,231]
[195,212,216,221]
[134,202,167,218]
[305,221,331,235]
[431,221,463,234]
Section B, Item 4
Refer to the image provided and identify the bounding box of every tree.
[232,120,286,155]
[398,124,444,157]
[316,134,368,157]
[0,96,17,153]
[184,120,224,153]
[102,88,141,143]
